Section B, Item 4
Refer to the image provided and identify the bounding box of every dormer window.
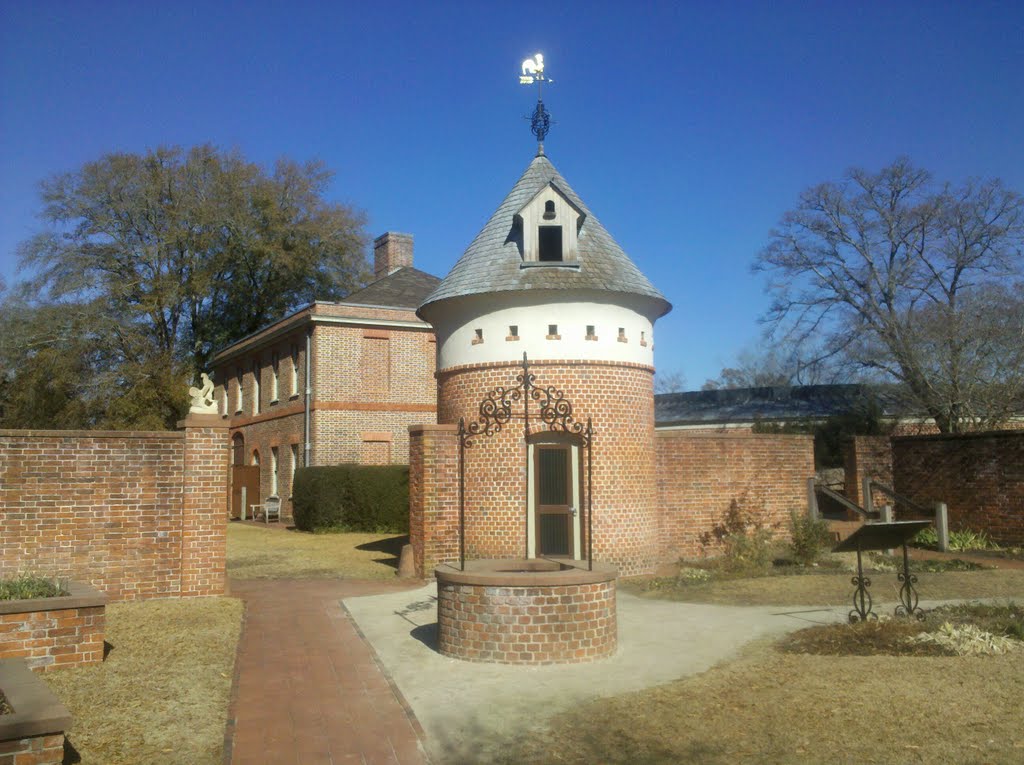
[515,182,584,266]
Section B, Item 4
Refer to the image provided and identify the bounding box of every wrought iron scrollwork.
[895,543,924,619]
[849,573,876,623]
[533,384,592,447]
[460,385,520,448]
[895,571,921,619]
[848,546,877,623]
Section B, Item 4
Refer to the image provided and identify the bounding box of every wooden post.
[806,477,819,520]
[935,502,949,552]
[880,504,893,555]
[879,504,893,524]
[861,476,875,518]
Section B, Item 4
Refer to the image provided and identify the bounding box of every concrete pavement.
[343,584,849,763]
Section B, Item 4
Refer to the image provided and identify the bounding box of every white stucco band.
[427,290,662,371]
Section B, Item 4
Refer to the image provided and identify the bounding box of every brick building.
[211,232,440,519]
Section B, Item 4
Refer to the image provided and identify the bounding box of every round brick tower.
[418,154,671,576]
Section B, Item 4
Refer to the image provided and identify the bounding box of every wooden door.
[231,466,260,519]
[535,444,574,557]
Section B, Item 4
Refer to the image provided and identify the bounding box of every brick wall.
[843,435,894,509]
[655,430,815,560]
[893,430,1024,545]
[0,418,228,600]
[436,359,659,577]
[0,583,105,672]
[408,425,460,576]
[180,419,229,596]
[0,734,65,765]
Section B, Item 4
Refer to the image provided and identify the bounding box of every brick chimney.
[373,232,414,279]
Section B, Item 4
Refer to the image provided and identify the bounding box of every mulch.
[909,547,1024,571]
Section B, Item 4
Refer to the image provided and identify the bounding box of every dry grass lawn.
[226,522,404,579]
[498,638,1024,765]
[624,569,1024,606]
[43,597,243,765]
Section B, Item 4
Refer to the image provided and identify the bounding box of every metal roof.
[654,385,914,426]
[419,154,671,317]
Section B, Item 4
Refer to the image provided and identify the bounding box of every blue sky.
[2,1,1022,387]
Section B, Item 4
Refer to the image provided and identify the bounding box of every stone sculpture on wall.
[188,373,217,414]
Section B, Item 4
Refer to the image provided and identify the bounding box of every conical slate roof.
[418,154,671,318]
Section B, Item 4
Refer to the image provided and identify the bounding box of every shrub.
[0,574,67,600]
[948,529,997,551]
[789,511,834,565]
[292,464,409,534]
[701,501,775,573]
[913,526,939,548]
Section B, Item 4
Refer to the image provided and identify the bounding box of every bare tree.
[654,369,687,394]
[756,158,1024,433]
[701,347,794,390]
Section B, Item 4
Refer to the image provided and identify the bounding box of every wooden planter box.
[0,582,106,671]
[0,659,70,764]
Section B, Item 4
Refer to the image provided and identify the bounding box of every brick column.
[843,435,893,510]
[178,414,230,597]
[408,424,459,578]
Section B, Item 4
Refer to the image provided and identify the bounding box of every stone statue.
[188,373,217,414]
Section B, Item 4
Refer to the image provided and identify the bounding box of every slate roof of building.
[419,154,671,317]
[654,384,914,426]
[339,267,441,310]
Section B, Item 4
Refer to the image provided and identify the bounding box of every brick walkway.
[226,579,427,765]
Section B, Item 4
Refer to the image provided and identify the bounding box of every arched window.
[232,434,245,466]
[252,449,260,467]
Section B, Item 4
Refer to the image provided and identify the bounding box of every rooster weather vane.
[519,53,553,152]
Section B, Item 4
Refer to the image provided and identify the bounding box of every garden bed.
[622,551,1024,607]
[0,582,106,671]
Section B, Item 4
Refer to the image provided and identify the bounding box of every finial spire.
[519,53,552,155]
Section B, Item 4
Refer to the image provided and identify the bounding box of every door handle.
[570,506,577,517]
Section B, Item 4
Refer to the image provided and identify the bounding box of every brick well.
[435,560,617,664]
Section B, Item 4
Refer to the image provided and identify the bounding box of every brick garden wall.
[893,430,1024,545]
[0,734,65,765]
[0,417,228,600]
[843,435,894,510]
[0,583,106,672]
[408,424,460,577]
[655,430,815,560]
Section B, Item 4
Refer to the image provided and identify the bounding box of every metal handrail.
[868,481,935,516]
[815,484,880,520]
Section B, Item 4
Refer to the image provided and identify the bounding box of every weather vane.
[519,53,552,154]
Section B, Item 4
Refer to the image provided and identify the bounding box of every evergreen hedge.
[292,464,409,533]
